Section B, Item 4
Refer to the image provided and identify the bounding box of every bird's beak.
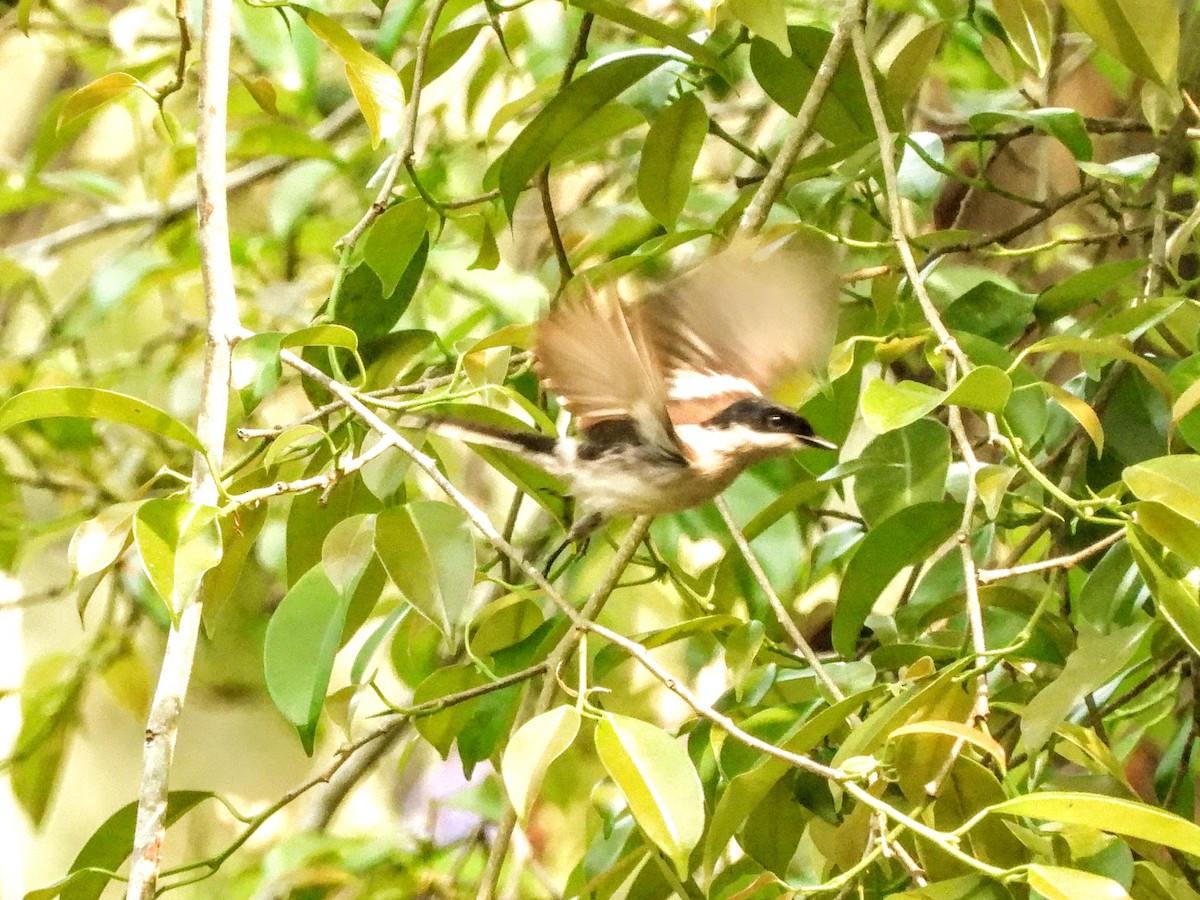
[798,434,838,451]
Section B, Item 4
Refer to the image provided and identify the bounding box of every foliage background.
[3,0,1200,898]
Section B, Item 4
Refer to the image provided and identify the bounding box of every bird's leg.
[541,511,604,579]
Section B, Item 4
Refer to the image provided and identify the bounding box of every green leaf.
[374,501,476,637]
[885,25,944,107]
[1124,455,1200,524]
[0,387,203,452]
[595,713,705,878]
[291,5,404,147]
[231,332,284,414]
[861,366,1012,433]
[1019,622,1145,752]
[398,23,483,96]
[1137,501,1200,567]
[321,512,377,595]
[1035,258,1146,319]
[25,791,217,900]
[1043,381,1104,455]
[363,199,430,296]
[994,0,1053,74]
[1127,525,1200,657]
[11,655,77,827]
[133,499,223,622]
[944,279,1037,344]
[852,419,950,526]
[1059,0,1178,85]
[280,323,359,353]
[991,792,1200,856]
[58,73,146,130]
[889,720,1007,771]
[969,107,1093,161]
[468,216,500,271]
[637,93,707,229]
[263,565,347,754]
[568,0,723,71]
[502,705,581,820]
[497,50,677,216]
[749,26,887,143]
[200,503,268,636]
[410,663,489,757]
[728,0,789,52]
[1026,864,1130,900]
[1020,334,1173,398]
[1078,152,1160,185]
[833,501,962,657]
[237,73,280,116]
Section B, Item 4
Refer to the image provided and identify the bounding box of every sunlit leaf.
[1124,455,1200,523]
[0,387,203,452]
[263,565,347,754]
[291,5,404,147]
[1026,864,1130,900]
[502,705,581,820]
[1059,0,1178,85]
[595,713,705,878]
[133,499,223,622]
[58,73,146,130]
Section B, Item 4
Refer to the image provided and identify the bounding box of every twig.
[124,0,241,892]
[740,1,861,233]
[850,14,989,747]
[223,437,397,509]
[714,497,854,717]
[537,12,594,289]
[8,103,360,259]
[476,519,651,900]
[337,0,452,250]
[978,530,1123,584]
[299,722,409,832]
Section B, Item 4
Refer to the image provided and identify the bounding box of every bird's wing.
[642,238,838,426]
[535,281,680,452]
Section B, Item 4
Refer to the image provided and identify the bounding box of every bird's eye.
[765,412,786,430]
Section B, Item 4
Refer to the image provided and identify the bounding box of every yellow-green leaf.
[1043,381,1104,455]
[58,73,145,129]
[133,499,223,622]
[595,713,705,878]
[1059,0,1178,85]
[1026,864,1130,900]
[292,6,404,147]
[994,0,1053,74]
[502,706,581,820]
[993,792,1200,857]
[1124,455,1200,524]
[0,387,204,452]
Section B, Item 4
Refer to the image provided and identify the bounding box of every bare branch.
[124,0,241,893]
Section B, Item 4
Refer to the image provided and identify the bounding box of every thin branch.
[8,103,360,259]
[714,496,855,719]
[850,15,988,740]
[538,12,594,289]
[337,0,452,250]
[125,0,241,892]
[739,1,861,233]
[978,529,1124,584]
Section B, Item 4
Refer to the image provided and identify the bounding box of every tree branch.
[124,0,241,894]
[739,1,861,234]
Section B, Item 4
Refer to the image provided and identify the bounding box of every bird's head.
[679,396,836,467]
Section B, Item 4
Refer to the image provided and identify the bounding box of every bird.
[412,238,839,545]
